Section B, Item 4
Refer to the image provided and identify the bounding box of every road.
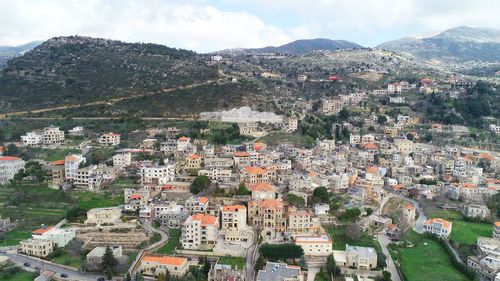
[128,222,169,278]
[2,251,104,281]
[377,234,402,281]
[245,244,257,281]
[377,193,427,233]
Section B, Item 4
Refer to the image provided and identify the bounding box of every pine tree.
[101,245,117,280]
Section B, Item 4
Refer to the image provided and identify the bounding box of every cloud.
[0,0,291,52]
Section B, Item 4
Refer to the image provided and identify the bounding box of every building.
[32,226,75,247]
[0,216,11,232]
[140,164,175,186]
[295,235,333,256]
[99,132,121,146]
[113,153,132,168]
[21,131,42,146]
[287,207,321,235]
[85,207,122,225]
[209,262,245,281]
[250,182,276,200]
[333,245,378,270]
[240,166,276,184]
[73,165,104,190]
[256,262,303,281]
[182,213,219,250]
[221,205,252,243]
[20,238,53,258]
[248,199,286,238]
[185,196,210,214]
[400,203,416,228]
[198,169,232,182]
[64,154,86,180]
[86,245,123,270]
[0,156,25,185]
[494,222,500,239]
[68,126,84,136]
[184,154,202,170]
[42,126,65,144]
[313,203,330,215]
[423,218,452,238]
[323,98,344,115]
[156,203,189,230]
[463,204,491,220]
[140,255,189,277]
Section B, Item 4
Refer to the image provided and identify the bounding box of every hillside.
[0,41,41,67]
[378,26,500,63]
[0,36,221,113]
[220,38,362,55]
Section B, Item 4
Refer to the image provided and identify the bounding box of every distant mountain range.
[0,41,42,67]
[218,38,363,55]
[377,26,500,63]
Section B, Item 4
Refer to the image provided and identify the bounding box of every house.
[248,199,286,238]
[21,131,42,146]
[494,222,500,239]
[113,153,132,168]
[85,207,122,225]
[240,166,276,184]
[185,196,209,214]
[156,203,189,230]
[333,245,378,270]
[463,204,491,220]
[204,157,234,170]
[182,213,219,250]
[313,203,330,215]
[49,160,65,188]
[389,96,405,104]
[323,98,344,115]
[42,126,65,144]
[0,156,25,185]
[0,216,11,232]
[64,154,86,180]
[250,182,276,200]
[209,262,245,281]
[86,245,123,270]
[287,207,321,235]
[99,132,121,146]
[185,154,202,170]
[20,238,53,258]
[68,126,84,136]
[294,234,332,256]
[32,226,75,247]
[400,203,416,228]
[221,205,252,243]
[423,218,452,238]
[198,169,232,182]
[140,164,175,186]
[140,255,189,277]
[256,262,303,281]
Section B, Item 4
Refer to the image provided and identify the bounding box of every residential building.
[198,169,232,182]
[113,153,132,168]
[333,245,378,270]
[0,216,11,232]
[256,262,303,281]
[99,132,121,146]
[400,203,416,228]
[209,262,245,281]
[0,156,25,185]
[64,154,86,180]
[49,160,65,188]
[20,238,53,258]
[295,235,333,256]
[32,226,75,247]
[140,255,189,277]
[140,164,175,186]
[313,203,330,216]
[156,203,189,230]
[204,157,234,170]
[42,126,65,144]
[248,199,286,238]
[250,182,276,200]
[423,218,452,238]
[86,245,123,270]
[323,98,344,115]
[185,196,209,214]
[240,166,276,184]
[185,154,202,170]
[221,205,252,243]
[463,204,491,220]
[85,207,122,225]
[21,131,42,146]
[287,207,321,235]
[494,222,500,239]
[68,126,84,136]
[182,213,219,250]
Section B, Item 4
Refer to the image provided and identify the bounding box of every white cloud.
[0,0,291,51]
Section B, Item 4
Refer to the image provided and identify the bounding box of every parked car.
[60,273,68,278]
[23,262,30,267]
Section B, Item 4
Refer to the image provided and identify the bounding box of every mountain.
[0,36,269,116]
[220,38,363,55]
[377,26,500,63]
[0,41,42,67]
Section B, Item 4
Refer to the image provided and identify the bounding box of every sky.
[0,0,499,52]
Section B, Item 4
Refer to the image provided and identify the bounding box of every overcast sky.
[0,0,499,52]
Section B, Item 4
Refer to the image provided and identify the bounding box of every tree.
[312,186,330,204]
[66,207,87,222]
[259,243,304,260]
[288,193,305,207]
[366,208,374,216]
[126,273,131,281]
[235,182,251,195]
[101,245,117,279]
[5,144,21,156]
[340,208,361,222]
[345,223,362,240]
[190,175,211,194]
[254,256,266,271]
[406,133,415,141]
[339,108,349,120]
[135,272,144,281]
[377,115,387,125]
[156,272,168,281]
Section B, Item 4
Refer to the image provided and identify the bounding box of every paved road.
[245,244,257,281]
[378,234,402,281]
[128,222,169,278]
[2,251,104,281]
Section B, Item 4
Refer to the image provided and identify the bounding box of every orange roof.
[404,203,415,210]
[387,223,397,230]
[178,136,189,142]
[222,205,246,212]
[494,221,500,227]
[393,184,404,190]
[187,154,201,159]
[65,155,78,161]
[244,166,266,174]
[32,226,54,235]
[424,218,451,228]
[308,171,317,177]
[366,165,378,175]
[250,199,284,210]
[199,197,209,204]
[106,132,121,136]
[190,213,218,225]
[50,160,65,165]
[130,194,142,200]
[461,183,476,189]
[479,153,495,161]
[363,143,379,150]
[253,142,266,151]
[0,146,5,152]
[233,151,250,157]
[0,156,21,161]
[463,154,475,161]
[142,255,187,266]
[250,182,275,192]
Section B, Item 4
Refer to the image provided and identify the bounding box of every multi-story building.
[20,238,54,258]
[203,157,234,170]
[113,153,132,168]
[423,218,452,238]
[140,164,175,186]
[295,235,333,256]
[32,226,75,247]
[73,165,104,190]
[463,204,491,220]
[99,132,121,146]
[84,207,122,225]
[182,213,219,250]
[0,156,25,185]
[155,202,189,230]
[248,199,286,238]
[494,222,500,239]
[240,166,276,184]
[250,182,276,200]
[185,196,209,214]
[0,216,11,232]
[221,205,252,243]
[323,98,344,115]
[287,207,321,236]
[184,154,202,170]
[21,131,42,146]
[400,203,416,228]
[64,154,86,180]
[42,126,65,144]
[333,245,378,270]
[256,262,303,281]
[198,169,232,182]
[140,255,189,277]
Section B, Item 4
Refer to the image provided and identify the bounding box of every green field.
[258,132,315,148]
[0,263,36,281]
[156,229,181,254]
[51,250,85,268]
[75,191,123,210]
[392,231,469,281]
[450,220,492,244]
[217,256,246,270]
[109,177,137,190]
[326,225,381,251]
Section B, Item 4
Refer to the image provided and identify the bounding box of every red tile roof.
[0,156,22,161]
[142,255,187,266]
[190,213,218,225]
[32,226,54,235]
[50,160,65,165]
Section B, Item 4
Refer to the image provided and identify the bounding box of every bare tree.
[346,223,362,240]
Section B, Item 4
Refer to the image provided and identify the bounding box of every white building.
[99,132,121,146]
[68,126,84,136]
[313,203,330,216]
[85,207,122,225]
[140,164,175,186]
[182,213,219,250]
[295,235,333,256]
[21,131,42,146]
[64,154,86,180]
[423,218,452,238]
[42,126,65,144]
[0,156,25,185]
[113,153,132,168]
[333,245,378,270]
[32,226,75,247]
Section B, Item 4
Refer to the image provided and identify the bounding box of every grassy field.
[44,148,81,162]
[51,250,85,268]
[218,256,246,270]
[392,231,469,281]
[0,263,36,281]
[258,132,315,148]
[108,177,137,190]
[74,191,123,210]
[326,225,381,251]
[156,229,181,254]
[450,220,492,244]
